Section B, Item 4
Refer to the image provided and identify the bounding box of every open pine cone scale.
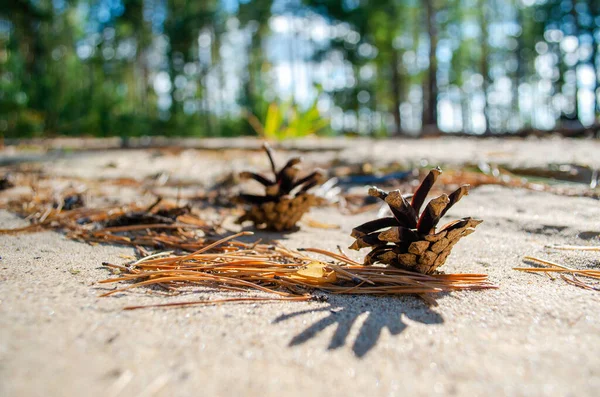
[350,167,482,274]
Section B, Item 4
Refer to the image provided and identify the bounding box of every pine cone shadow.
[273,295,443,358]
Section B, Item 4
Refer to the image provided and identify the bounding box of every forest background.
[2,0,599,138]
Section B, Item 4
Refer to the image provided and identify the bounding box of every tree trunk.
[390,49,403,136]
[478,0,490,133]
[570,0,580,121]
[513,2,524,129]
[422,0,438,131]
[587,0,598,122]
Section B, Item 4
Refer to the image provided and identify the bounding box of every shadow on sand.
[273,295,443,358]
[238,224,301,242]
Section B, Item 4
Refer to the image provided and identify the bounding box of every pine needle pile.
[236,143,324,231]
[350,167,482,274]
[0,173,220,251]
[99,232,496,310]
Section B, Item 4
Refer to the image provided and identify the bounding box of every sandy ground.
[1,137,600,397]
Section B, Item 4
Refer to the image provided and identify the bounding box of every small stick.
[95,224,204,234]
[545,245,600,252]
[179,231,254,259]
[513,267,600,276]
[297,247,362,266]
[326,263,376,285]
[131,251,174,266]
[522,256,572,270]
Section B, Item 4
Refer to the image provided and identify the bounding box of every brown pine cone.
[349,167,482,274]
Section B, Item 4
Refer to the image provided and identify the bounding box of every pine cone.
[349,167,482,274]
[236,143,324,231]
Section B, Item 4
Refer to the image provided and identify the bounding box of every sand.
[1,137,599,396]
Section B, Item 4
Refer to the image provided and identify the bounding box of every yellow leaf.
[292,261,337,284]
[264,103,283,139]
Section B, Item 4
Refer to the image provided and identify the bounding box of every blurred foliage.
[0,0,598,138]
[249,97,330,140]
